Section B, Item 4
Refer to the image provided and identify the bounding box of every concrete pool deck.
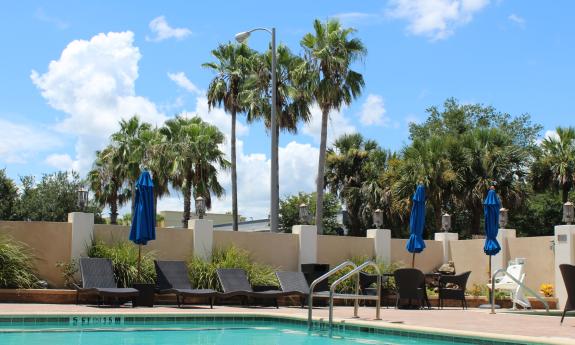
[0,304,572,344]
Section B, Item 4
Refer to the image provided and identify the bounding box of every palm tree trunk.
[471,206,481,235]
[433,200,442,233]
[131,182,136,215]
[231,110,239,231]
[563,183,570,203]
[315,108,329,235]
[182,173,193,228]
[110,196,118,225]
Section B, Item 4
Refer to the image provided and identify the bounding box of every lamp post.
[441,213,451,232]
[372,209,383,229]
[235,27,278,233]
[563,202,574,225]
[195,196,206,220]
[299,203,310,225]
[77,188,88,212]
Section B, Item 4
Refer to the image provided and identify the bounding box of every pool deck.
[0,304,572,344]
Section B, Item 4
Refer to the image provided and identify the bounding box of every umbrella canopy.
[483,188,501,255]
[406,184,426,254]
[129,171,156,245]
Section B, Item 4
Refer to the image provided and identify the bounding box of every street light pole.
[235,27,278,233]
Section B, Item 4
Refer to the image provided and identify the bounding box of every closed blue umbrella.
[482,186,501,309]
[129,170,155,280]
[406,184,426,267]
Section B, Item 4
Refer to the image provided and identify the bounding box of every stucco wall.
[0,221,72,288]
[213,231,299,271]
[507,236,554,293]
[93,224,194,260]
[317,235,374,267]
[449,239,489,289]
[390,239,443,272]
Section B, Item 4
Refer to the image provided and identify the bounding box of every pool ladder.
[307,260,382,335]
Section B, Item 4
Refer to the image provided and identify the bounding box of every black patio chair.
[359,272,391,308]
[75,257,139,307]
[393,268,431,309]
[154,260,219,308]
[560,264,575,324]
[438,271,471,309]
[216,268,293,308]
[276,271,310,307]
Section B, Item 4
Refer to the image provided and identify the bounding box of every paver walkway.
[0,304,573,344]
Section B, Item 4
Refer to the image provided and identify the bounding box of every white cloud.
[0,119,61,164]
[44,153,79,171]
[544,130,558,141]
[331,12,382,25]
[31,31,166,173]
[387,0,490,40]
[302,104,356,145]
[181,95,249,137]
[168,72,202,94]
[358,94,390,126]
[146,16,191,42]
[508,14,526,28]
[34,8,69,30]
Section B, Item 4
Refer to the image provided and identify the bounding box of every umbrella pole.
[411,253,415,268]
[137,244,142,282]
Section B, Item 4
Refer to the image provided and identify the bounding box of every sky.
[0,0,574,219]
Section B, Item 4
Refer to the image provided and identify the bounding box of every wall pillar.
[68,212,94,260]
[366,229,391,264]
[189,219,213,261]
[292,225,317,268]
[434,232,458,264]
[554,225,575,309]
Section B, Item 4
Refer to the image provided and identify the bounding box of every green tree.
[161,116,229,227]
[324,133,389,236]
[301,19,366,234]
[509,191,564,236]
[531,127,575,203]
[203,43,256,231]
[15,171,83,222]
[0,169,18,220]
[88,146,129,224]
[279,191,341,235]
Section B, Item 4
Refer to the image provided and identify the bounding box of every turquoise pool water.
[0,316,529,345]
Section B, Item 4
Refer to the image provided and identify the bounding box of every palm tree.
[532,127,575,203]
[243,44,312,202]
[110,116,152,213]
[203,43,256,231]
[88,146,129,224]
[139,128,171,215]
[161,116,230,227]
[324,133,386,236]
[392,136,460,232]
[301,19,366,234]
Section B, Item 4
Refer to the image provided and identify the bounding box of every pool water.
[0,318,527,345]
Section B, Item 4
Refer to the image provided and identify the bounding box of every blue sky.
[1,0,574,218]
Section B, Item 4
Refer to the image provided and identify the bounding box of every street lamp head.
[299,203,310,225]
[499,208,508,228]
[195,196,206,220]
[77,188,88,212]
[235,31,250,43]
[441,213,451,232]
[563,201,574,225]
[372,209,383,229]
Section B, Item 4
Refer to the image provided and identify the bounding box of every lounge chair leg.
[395,296,399,309]
[176,295,181,308]
[210,297,214,309]
[275,298,279,309]
[561,308,567,324]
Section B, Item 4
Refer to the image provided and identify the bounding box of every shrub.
[329,256,403,293]
[0,235,42,288]
[55,259,79,288]
[87,240,155,287]
[188,246,278,291]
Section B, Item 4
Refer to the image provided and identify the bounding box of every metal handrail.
[490,268,549,314]
[307,261,357,330]
[328,260,382,334]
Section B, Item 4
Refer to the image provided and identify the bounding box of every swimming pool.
[0,315,537,345]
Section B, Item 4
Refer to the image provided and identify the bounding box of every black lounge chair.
[216,268,292,308]
[438,271,471,309]
[359,272,391,308]
[393,268,431,309]
[154,260,218,308]
[276,271,310,307]
[76,257,139,307]
[560,264,575,324]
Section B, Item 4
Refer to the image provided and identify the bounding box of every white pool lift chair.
[488,261,531,309]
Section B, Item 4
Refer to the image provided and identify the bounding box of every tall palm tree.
[110,116,152,213]
[301,19,366,234]
[139,127,171,216]
[324,133,385,236]
[88,146,129,224]
[203,43,256,231]
[161,116,230,227]
[532,127,575,203]
[243,44,312,203]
